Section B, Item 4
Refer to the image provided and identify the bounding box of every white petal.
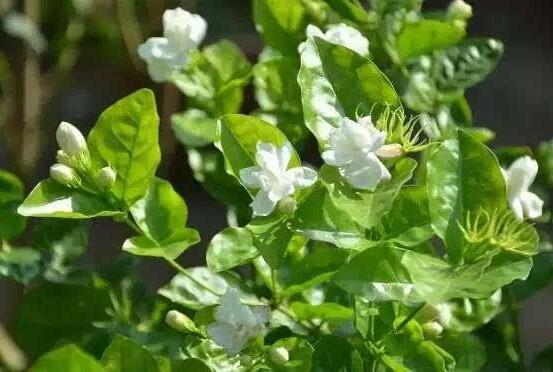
[255,143,281,175]
[509,197,524,221]
[287,167,318,188]
[375,144,403,159]
[519,191,544,220]
[251,190,277,216]
[505,156,538,197]
[239,166,263,188]
[342,153,388,190]
[138,37,171,61]
[325,23,369,56]
[321,149,347,166]
[276,143,293,172]
[267,180,294,202]
[207,323,248,355]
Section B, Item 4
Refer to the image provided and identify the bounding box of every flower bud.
[165,310,199,335]
[376,144,403,159]
[50,163,80,187]
[269,346,289,365]
[56,150,72,166]
[277,196,296,215]
[56,121,88,156]
[96,167,116,188]
[447,0,472,21]
[422,321,444,339]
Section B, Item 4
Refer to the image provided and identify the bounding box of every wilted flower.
[322,116,398,190]
[138,8,207,82]
[269,346,289,365]
[95,166,116,188]
[56,122,88,157]
[239,143,317,216]
[303,23,369,57]
[207,288,269,355]
[50,163,80,187]
[503,156,544,220]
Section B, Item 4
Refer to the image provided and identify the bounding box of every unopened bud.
[165,310,199,334]
[56,150,72,166]
[50,163,80,187]
[422,321,444,338]
[96,167,116,188]
[269,346,289,365]
[277,196,296,215]
[56,121,88,156]
[376,144,403,159]
[447,0,472,21]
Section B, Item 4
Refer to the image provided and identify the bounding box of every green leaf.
[157,358,211,372]
[158,267,263,310]
[0,170,26,239]
[18,180,123,219]
[291,302,353,322]
[184,336,241,371]
[323,0,372,26]
[427,130,506,263]
[436,332,486,372]
[438,294,503,333]
[172,40,251,116]
[206,227,259,272]
[29,344,104,372]
[395,20,465,62]
[333,244,420,303]
[298,36,400,144]
[267,337,313,372]
[253,0,309,55]
[253,57,302,114]
[15,282,111,357]
[123,230,200,260]
[171,109,217,147]
[370,0,422,15]
[321,158,417,229]
[311,335,363,372]
[247,214,296,269]
[0,247,41,284]
[88,89,161,207]
[101,335,159,372]
[217,114,300,179]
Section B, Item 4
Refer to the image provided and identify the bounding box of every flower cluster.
[138,8,207,82]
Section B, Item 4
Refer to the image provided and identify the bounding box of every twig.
[115,0,143,70]
[0,322,26,371]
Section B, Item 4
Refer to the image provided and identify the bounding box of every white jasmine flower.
[56,122,88,157]
[207,288,269,355]
[303,23,369,57]
[138,8,207,83]
[239,143,317,216]
[503,156,544,220]
[322,116,395,190]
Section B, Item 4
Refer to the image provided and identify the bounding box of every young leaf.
[18,180,123,219]
[101,335,159,372]
[253,0,309,55]
[0,170,26,239]
[427,130,506,263]
[291,302,353,322]
[171,109,217,147]
[216,114,300,179]
[29,344,104,372]
[298,36,400,144]
[321,158,417,229]
[206,227,259,272]
[87,89,161,207]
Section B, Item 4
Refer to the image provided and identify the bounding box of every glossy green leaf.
[217,114,300,180]
[321,158,417,229]
[323,0,372,26]
[267,337,313,372]
[29,344,104,372]
[157,358,211,372]
[427,130,506,263]
[247,214,298,269]
[88,89,161,207]
[172,40,251,116]
[311,335,363,372]
[253,0,309,55]
[101,335,159,372]
[0,247,41,284]
[396,20,465,62]
[291,302,353,322]
[207,227,259,272]
[123,230,200,260]
[171,109,217,147]
[18,180,123,219]
[158,267,263,310]
[253,57,302,114]
[0,170,26,239]
[298,36,400,144]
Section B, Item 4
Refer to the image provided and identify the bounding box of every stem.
[115,0,143,70]
[506,288,524,367]
[0,323,26,371]
[395,303,425,333]
[164,258,220,297]
[271,268,279,305]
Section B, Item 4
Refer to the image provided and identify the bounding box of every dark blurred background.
[0,0,552,365]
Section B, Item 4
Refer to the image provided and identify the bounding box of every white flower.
[322,117,396,190]
[303,23,369,57]
[50,163,80,187]
[138,8,207,83]
[56,121,88,157]
[207,288,269,355]
[503,156,544,220]
[239,143,318,216]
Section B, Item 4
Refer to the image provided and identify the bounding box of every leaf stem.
[164,258,220,297]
